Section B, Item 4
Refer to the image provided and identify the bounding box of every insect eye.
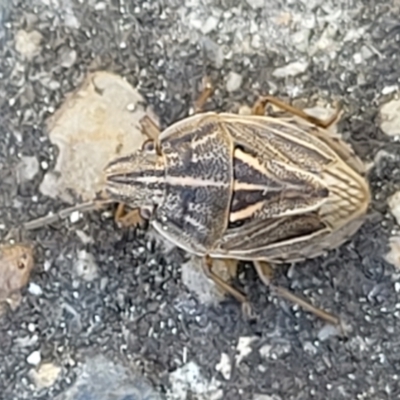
[140,207,153,220]
[142,139,155,152]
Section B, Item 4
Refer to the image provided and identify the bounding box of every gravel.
[1,0,400,399]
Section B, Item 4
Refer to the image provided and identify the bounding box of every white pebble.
[29,362,61,389]
[215,353,231,380]
[75,250,98,281]
[318,324,340,341]
[235,336,256,365]
[272,60,309,78]
[386,236,400,270]
[381,85,398,95]
[17,156,39,183]
[226,71,242,92]
[251,34,262,49]
[69,211,81,224]
[380,99,400,136]
[15,30,43,59]
[201,16,219,34]
[43,260,51,272]
[388,191,400,225]
[245,0,264,9]
[27,350,41,366]
[253,395,282,400]
[28,282,43,296]
[95,2,107,11]
[353,53,363,64]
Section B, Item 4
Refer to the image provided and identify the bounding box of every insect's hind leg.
[203,255,254,318]
[252,95,341,129]
[253,261,345,333]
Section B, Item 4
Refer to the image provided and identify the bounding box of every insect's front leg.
[114,204,147,228]
[252,95,341,129]
[253,261,345,334]
[192,76,214,114]
[202,255,254,318]
[140,115,161,142]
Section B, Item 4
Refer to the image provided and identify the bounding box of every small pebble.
[236,336,256,365]
[27,350,41,366]
[353,53,363,64]
[272,60,309,78]
[292,29,311,52]
[380,99,400,136]
[15,29,42,59]
[386,236,400,270]
[251,34,262,49]
[168,361,223,399]
[318,323,341,341]
[95,2,107,11]
[382,85,398,95]
[69,211,81,224]
[17,156,39,183]
[75,250,98,281]
[43,260,51,272]
[28,282,43,296]
[29,362,61,389]
[215,353,231,380]
[201,16,219,34]
[253,395,282,400]
[60,49,77,68]
[226,71,242,92]
[245,0,264,9]
[388,191,400,225]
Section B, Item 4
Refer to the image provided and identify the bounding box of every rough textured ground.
[1,0,400,399]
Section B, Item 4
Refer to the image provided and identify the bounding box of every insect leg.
[21,200,109,231]
[252,96,341,129]
[253,260,343,330]
[114,204,146,228]
[140,115,161,142]
[139,112,164,160]
[203,255,250,304]
[193,77,214,114]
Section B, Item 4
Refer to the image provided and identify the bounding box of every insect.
[101,83,371,329]
[22,81,370,330]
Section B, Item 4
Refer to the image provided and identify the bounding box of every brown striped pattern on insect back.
[229,146,329,223]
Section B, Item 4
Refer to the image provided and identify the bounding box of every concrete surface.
[1,0,400,399]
